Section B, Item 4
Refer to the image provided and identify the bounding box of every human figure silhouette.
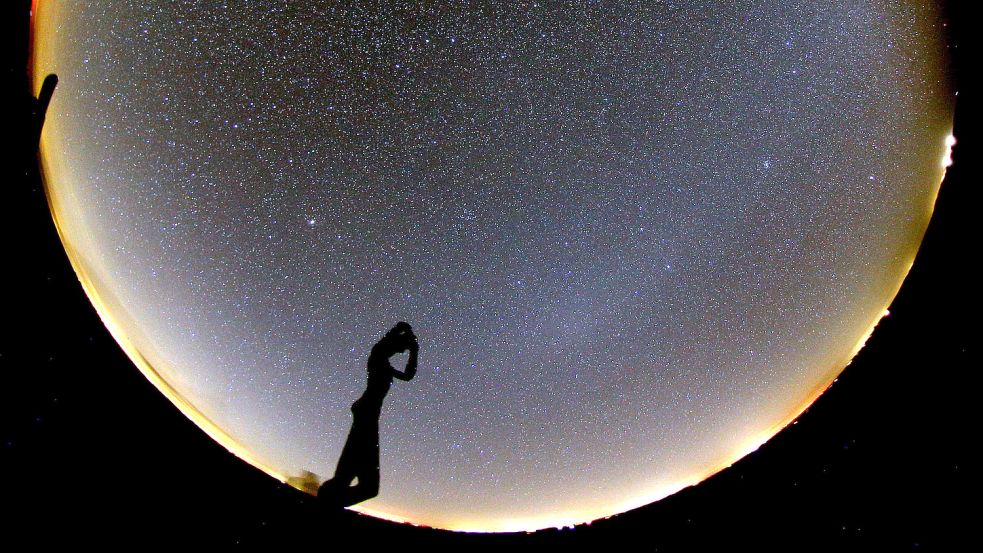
[318,322,419,508]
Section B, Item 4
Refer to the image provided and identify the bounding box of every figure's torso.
[356,345,395,408]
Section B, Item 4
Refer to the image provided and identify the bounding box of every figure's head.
[391,321,412,335]
[383,322,414,352]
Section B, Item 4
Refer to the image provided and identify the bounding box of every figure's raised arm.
[393,337,418,381]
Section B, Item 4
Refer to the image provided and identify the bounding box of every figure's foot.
[317,481,343,508]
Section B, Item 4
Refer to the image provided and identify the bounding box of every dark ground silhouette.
[1,0,973,548]
[319,322,419,508]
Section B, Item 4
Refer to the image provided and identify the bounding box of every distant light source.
[942,133,956,169]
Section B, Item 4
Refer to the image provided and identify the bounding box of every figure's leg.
[330,421,381,507]
[317,474,352,506]
[337,469,379,506]
[318,421,361,505]
[318,471,355,507]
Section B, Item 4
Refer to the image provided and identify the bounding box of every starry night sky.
[30,1,951,530]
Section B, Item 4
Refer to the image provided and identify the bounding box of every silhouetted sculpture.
[318,322,419,508]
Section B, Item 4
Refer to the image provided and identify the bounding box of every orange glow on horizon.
[28,1,955,533]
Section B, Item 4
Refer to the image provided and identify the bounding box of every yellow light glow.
[942,133,956,169]
[29,1,956,534]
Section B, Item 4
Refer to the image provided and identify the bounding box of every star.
[31,0,954,532]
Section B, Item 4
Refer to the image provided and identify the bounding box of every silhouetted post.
[30,74,58,152]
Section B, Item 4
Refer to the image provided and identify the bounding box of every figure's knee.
[360,475,380,498]
[317,478,343,501]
